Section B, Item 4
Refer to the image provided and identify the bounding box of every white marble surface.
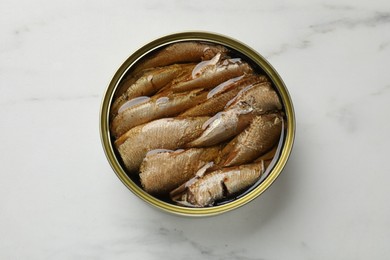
[1,0,390,259]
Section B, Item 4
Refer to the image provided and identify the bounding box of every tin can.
[100,32,295,216]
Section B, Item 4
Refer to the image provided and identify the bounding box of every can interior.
[100,32,295,216]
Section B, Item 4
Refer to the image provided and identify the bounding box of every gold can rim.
[100,31,296,217]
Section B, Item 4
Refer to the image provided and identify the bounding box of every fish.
[111,89,208,138]
[115,117,209,173]
[255,145,278,161]
[111,63,195,116]
[187,82,282,147]
[226,81,282,113]
[139,146,222,195]
[220,114,283,167]
[179,74,268,117]
[132,42,229,73]
[186,109,254,147]
[113,69,149,98]
[170,161,265,207]
[153,53,224,95]
[170,56,253,93]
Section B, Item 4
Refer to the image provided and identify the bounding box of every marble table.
[1,0,389,259]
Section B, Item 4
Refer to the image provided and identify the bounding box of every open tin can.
[100,32,295,216]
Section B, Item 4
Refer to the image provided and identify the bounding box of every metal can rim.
[100,31,296,217]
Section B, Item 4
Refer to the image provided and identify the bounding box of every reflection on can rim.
[100,31,295,217]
